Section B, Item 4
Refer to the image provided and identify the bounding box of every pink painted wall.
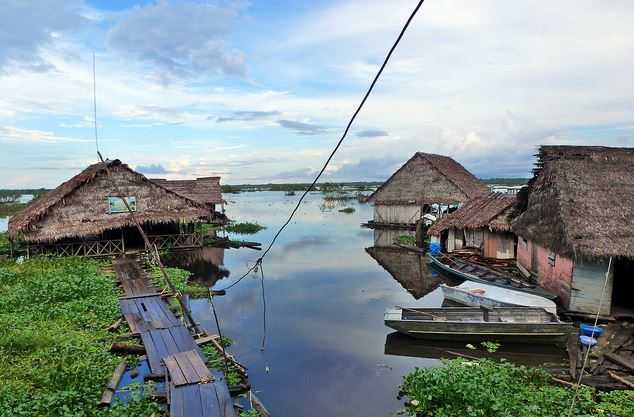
[517,238,574,307]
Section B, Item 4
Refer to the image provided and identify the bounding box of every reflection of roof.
[512,145,634,258]
[368,152,487,205]
[151,177,223,206]
[9,160,208,242]
[366,246,442,299]
[428,193,515,235]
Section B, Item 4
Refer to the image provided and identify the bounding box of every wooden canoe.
[428,252,557,300]
[384,306,574,344]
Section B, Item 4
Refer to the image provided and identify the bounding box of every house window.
[107,196,136,214]
[548,250,556,267]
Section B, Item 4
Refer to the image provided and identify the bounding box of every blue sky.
[1,0,634,188]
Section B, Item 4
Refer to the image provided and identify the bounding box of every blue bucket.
[579,323,604,337]
[429,242,441,254]
[579,335,598,346]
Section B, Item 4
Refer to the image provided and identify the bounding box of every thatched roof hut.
[512,145,634,259]
[428,193,515,236]
[9,160,208,243]
[151,177,224,207]
[368,152,487,205]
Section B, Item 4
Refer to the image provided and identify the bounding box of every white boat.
[441,282,557,315]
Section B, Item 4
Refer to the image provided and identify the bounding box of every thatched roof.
[368,152,487,205]
[512,145,634,258]
[9,160,208,243]
[151,177,224,206]
[428,193,516,236]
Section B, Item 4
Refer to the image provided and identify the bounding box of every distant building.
[367,152,488,228]
[512,146,634,316]
[8,160,219,257]
[428,193,516,259]
[488,185,525,195]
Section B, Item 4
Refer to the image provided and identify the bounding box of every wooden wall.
[569,259,613,316]
[483,230,516,260]
[373,204,421,224]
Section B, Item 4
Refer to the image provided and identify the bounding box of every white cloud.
[0,126,88,144]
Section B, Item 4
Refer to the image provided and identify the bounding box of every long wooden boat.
[441,282,558,315]
[384,306,574,344]
[428,252,557,300]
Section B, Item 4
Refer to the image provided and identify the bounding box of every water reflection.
[384,332,566,367]
[163,247,228,287]
[365,246,450,299]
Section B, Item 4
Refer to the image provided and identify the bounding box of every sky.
[1,0,634,188]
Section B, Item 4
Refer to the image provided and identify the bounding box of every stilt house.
[367,152,487,228]
[428,193,516,259]
[512,146,634,316]
[8,160,215,257]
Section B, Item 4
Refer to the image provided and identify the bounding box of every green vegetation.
[399,358,634,417]
[396,235,417,246]
[201,339,243,387]
[0,256,159,417]
[338,207,355,214]
[149,265,209,298]
[0,232,10,256]
[481,178,529,186]
[239,409,261,417]
[225,222,266,235]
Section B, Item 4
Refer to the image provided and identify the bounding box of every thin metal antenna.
[92,52,100,159]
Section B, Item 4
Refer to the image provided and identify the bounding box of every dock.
[111,255,237,417]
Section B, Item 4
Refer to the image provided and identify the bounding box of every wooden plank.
[140,331,162,375]
[164,355,188,387]
[170,385,185,417]
[183,385,202,417]
[174,351,201,384]
[605,352,634,371]
[184,350,213,383]
[608,371,634,388]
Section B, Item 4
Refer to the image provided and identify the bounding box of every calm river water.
[165,191,565,417]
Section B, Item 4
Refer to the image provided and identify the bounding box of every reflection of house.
[151,177,225,220]
[373,228,416,248]
[367,153,487,228]
[512,146,634,316]
[428,193,516,259]
[9,160,209,257]
[366,246,443,299]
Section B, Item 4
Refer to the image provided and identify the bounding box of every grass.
[0,256,160,417]
[149,265,210,298]
[225,222,265,235]
[399,358,634,417]
[200,339,243,387]
[0,232,10,256]
[396,235,416,246]
[338,207,355,214]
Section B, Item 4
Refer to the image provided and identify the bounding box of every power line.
[216,0,427,291]
[92,52,100,157]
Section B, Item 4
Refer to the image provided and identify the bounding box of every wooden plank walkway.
[112,255,236,417]
[120,296,181,334]
[169,370,236,417]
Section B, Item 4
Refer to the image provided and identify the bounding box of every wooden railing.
[28,239,125,258]
[147,233,203,251]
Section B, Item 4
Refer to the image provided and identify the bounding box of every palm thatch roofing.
[428,193,516,236]
[8,160,209,243]
[512,145,634,258]
[368,152,487,205]
[151,177,224,206]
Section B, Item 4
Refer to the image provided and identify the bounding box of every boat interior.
[401,307,557,323]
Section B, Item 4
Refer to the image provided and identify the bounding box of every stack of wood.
[557,321,634,389]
